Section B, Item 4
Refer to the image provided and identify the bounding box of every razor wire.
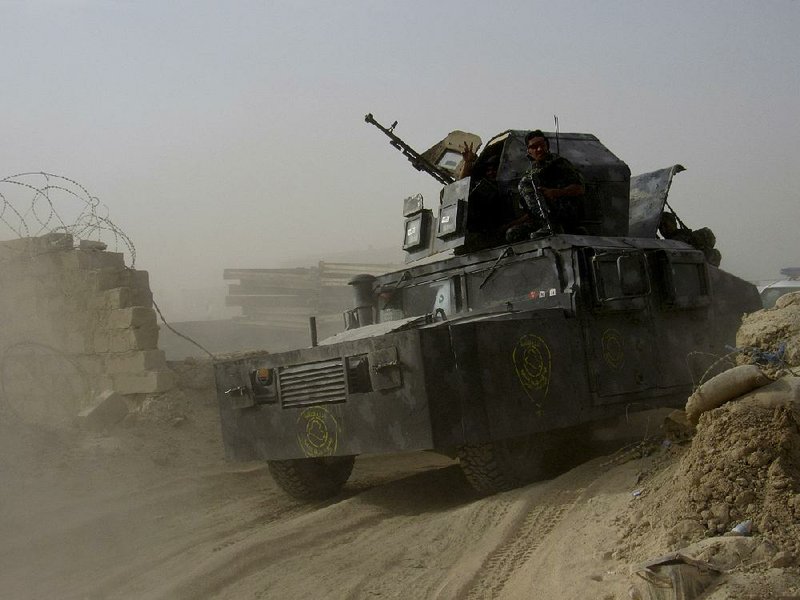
[687,343,799,390]
[0,172,218,360]
[0,172,136,267]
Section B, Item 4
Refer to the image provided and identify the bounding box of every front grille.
[278,359,347,408]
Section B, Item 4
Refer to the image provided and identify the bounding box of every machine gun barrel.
[365,113,454,186]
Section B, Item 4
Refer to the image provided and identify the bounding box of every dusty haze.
[2,5,800,596]
[1,1,798,302]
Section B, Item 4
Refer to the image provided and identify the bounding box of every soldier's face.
[527,137,549,162]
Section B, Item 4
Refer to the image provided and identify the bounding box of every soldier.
[659,212,722,266]
[507,130,585,241]
[659,212,693,244]
[456,141,499,181]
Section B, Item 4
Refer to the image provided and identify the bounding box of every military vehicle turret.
[214,115,760,499]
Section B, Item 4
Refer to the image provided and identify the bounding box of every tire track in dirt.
[73,473,329,600]
[172,461,603,600]
[462,465,606,599]
[158,464,478,600]
[342,494,517,600]
[159,503,398,600]
[0,463,318,600]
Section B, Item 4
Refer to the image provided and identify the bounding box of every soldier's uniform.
[517,153,585,235]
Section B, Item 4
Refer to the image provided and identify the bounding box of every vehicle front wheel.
[267,455,355,500]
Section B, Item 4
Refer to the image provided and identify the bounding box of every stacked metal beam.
[224,262,397,332]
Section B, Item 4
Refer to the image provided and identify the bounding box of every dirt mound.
[675,394,798,548]
[737,290,800,371]
[620,294,800,579]
[619,388,800,597]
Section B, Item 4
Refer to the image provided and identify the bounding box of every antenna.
[554,115,560,154]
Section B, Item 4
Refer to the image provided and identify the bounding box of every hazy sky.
[2,0,799,299]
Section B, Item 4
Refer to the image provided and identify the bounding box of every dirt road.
[0,388,648,600]
[1,385,797,599]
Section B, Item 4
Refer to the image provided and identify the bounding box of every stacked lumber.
[224,262,397,332]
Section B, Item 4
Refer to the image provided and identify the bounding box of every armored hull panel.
[215,236,760,465]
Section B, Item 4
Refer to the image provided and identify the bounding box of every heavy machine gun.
[365,113,455,186]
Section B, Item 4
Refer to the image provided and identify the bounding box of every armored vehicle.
[214,116,760,499]
[758,267,800,309]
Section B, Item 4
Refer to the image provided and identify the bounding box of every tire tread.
[267,456,355,500]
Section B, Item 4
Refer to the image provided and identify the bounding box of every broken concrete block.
[106,349,167,374]
[41,233,74,250]
[102,287,132,310]
[93,286,152,310]
[112,370,175,394]
[108,307,157,330]
[62,249,124,271]
[108,325,159,352]
[131,288,154,308]
[121,269,150,293]
[87,268,123,292]
[77,389,129,430]
[78,240,108,251]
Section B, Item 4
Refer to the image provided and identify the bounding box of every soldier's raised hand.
[461,141,477,164]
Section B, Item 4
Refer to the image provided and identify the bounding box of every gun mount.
[365,113,481,186]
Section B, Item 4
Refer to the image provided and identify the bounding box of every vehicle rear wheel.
[457,434,549,495]
[267,455,355,500]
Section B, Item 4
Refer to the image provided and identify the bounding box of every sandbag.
[685,365,771,425]
[731,376,800,411]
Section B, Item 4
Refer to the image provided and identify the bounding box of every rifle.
[364,113,454,186]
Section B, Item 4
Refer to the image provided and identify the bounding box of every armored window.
[672,263,707,297]
[406,277,463,319]
[591,251,650,303]
[466,256,556,311]
[657,250,710,309]
[403,282,442,316]
[380,276,463,320]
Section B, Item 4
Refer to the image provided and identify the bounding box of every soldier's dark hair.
[525,130,549,148]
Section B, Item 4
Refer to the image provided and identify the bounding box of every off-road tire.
[267,455,355,500]
[458,435,547,495]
